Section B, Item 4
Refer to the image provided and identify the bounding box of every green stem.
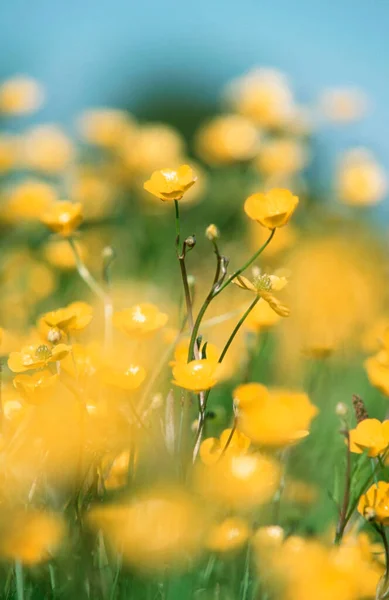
[218,296,260,363]
[174,199,180,250]
[15,561,24,600]
[334,430,351,544]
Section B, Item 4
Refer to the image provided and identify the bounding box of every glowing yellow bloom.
[200,428,251,465]
[61,343,97,379]
[349,418,389,457]
[103,450,135,490]
[43,239,88,270]
[256,138,308,178]
[99,363,146,391]
[13,370,58,405]
[171,339,218,365]
[244,298,282,330]
[22,125,74,173]
[41,302,93,334]
[113,303,168,337]
[365,352,389,397]
[206,518,250,553]
[358,482,389,525]
[8,343,71,373]
[0,134,20,173]
[195,115,259,164]
[172,359,218,391]
[195,451,280,510]
[87,488,205,571]
[41,201,83,236]
[338,149,387,206]
[233,272,290,317]
[0,76,44,115]
[244,188,298,229]
[78,108,136,148]
[0,510,65,565]
[234,383,318,447]
[143,165,197,201]
[121,124,184,174]
[4,180,58,221]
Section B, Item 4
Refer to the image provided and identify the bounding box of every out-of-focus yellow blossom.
[228,68,295,129]
[87,488,206,571]
[41,301,93,335]
[249,220,298,257]
[349,418,389,457]
[195,451,280,510]
[320,88,367,123]
[71,170,116,220]
[113,303,168,337]
[206,518,250,553]
[358,482,389,524]
[121,124,184,174]
[3,179,58,221]
[8,343,71,373]
[244,188,299,229]
[195,115,259,164]
[60,343,97,380]
[43,238,88,270]
[256,138,308,178]
[170,339,237,382]
[78,108,136,148]
[22,125,74,173]
[338,149,387,206]
[361,317,389,354]
[99,363,146,391]
[233,273,290,317]
[0,510,65,565]
[0,328,24,355]
[172,359,219,391]
[0,76,44,115]
[234,383,318,447]
[0,134,20,173]
[103,450,134,490]
[244,298,282,330]
[13,370,58,405]
[206,223,220,240]
[2,385,27,424]
[143,165,197,201]
[365,351,389,397]
[41,201,83,236]
[199,428,251,465]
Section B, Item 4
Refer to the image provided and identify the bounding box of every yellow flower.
[99,363,146,391]
[234,383,318,447]
[78,108,136,148]
[4,180,58,221]
[121,124,184,174]
[205,224,220,240]
[233,272,290,318]
[87,488,206,571]
[61,343,97,379]
[41,302,93,334]
[0,76,44,115]
[113,303,168,337]
[13,370,58,405]
[172,359,218,391]
[365,352,389,396]
[8,343,71,373]
[244,188,299,229]
[358,482,389,525]
[71,170,116,220]
[195,115,259,164]
[206,518,250,553]
[338,149,387,206]
[195,451,280,510]
[0,134,20,173]
[349,418,389,457]
[256,138,308,178]
[200,428,251,465]
[171,339,219,366]
[43,239,88,270]
[143,165,197,201]
[103,450,135,490]
[41,201,83,236]
[22,125,74,173]
[244,298,282,330]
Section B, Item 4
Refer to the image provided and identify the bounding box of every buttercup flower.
[41,302,93,335]
[0,76,44,115]
[244,298,282,330]
[234,383,318,446]
[365,352,389,397]
[43,239,88,270]
[143,165,197,201]
[195,115,259,164]
[103,450,134,490]
[206,518,250,553]
[121,124,184,173]
[358,482,389,524]
[99,363,146,391]
[113,303,168,337]
[200,428,251,465]
[13,370,58,405]
[244,188,299,229]
[172,359,218,392]
[256,138,308,178]
[22,125,74,173]
[349,418,389,457]
[4,180,58,221]
[233,273,290,317]
[338,149,387,206]
[41,201,83,236]
[78,108,136,148]
[8,343,71,373]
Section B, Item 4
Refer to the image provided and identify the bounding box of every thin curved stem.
[218,296,260,363]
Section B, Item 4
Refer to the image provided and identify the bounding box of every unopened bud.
[335,402,348,417]
[185,235,196,249]
[47,327,63,344]
[102,246,115,261]
[206,224,220,241]
[187,275,195,287]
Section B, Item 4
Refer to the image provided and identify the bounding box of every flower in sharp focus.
[244,188,299,229]
[349,418,389,457]
[8,343,71,373]
[13,370,58,405]
[358,482,389,525]
[206,518,251,553]
[200,428,251,465]
[0,76,44,115]
[113,303,168,337]
[143,165,197,201]
[233,272,290,317]
[172,359,219,392]
[41,201,83,236]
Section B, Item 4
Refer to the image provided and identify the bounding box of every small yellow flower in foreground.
[206,518,250,553]
[234,383,318,447]
[244,188,299,229]
[143,165,197,201]
[22,125,74,173]
[172,359,218,392]
[8,343,71,373]
[99,363,146,391]
[358,482,389,524]
[200,428,251,465]
[41,301,93,334]
[0,76,44,115]
[195,115,259,164]
[113,303,168,337]
[13,370,58,405]
[41,201,83,236]
[0,510,65,565]
[349,418,389,457]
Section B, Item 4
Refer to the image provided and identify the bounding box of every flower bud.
[206,224,220,241]
[185,235,196,249]
[335,402,348,417]
[47,327,63,344]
